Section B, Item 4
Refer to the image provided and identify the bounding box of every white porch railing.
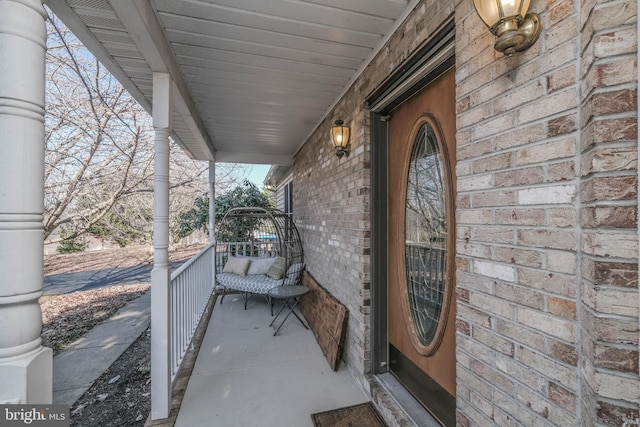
[215,241,278,270]
[169,243,215,381]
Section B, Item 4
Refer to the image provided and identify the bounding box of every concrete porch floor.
[174,293,369,426]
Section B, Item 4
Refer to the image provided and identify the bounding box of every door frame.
[369,20,455,425]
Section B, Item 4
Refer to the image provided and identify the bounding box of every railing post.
[167,243,215,381]
[151,72,172,420]
[0,0,52,405]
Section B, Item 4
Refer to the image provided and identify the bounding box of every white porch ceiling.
[45,0,415,164]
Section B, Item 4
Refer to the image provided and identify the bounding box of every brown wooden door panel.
[387,67,457,415]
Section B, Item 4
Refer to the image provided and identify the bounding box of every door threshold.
[375,373,443,427]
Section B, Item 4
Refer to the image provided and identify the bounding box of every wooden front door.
[387,67,456,426]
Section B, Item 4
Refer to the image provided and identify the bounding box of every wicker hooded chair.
[214,207,304,310]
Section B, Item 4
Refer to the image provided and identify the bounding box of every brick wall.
[455,0,583,422]
[455,0,638,423]
[294,118,373,376]
[292,0,638,424]
[579,0,639,423]
[293,0,456,408]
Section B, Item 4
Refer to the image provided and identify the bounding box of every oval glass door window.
[404,121,448,353]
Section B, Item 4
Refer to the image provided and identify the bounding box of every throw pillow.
[283,263,305,286]
[222,256,252,276]
[247,257,277,275]
[266,257,287,279]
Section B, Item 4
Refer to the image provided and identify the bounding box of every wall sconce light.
[473,0,542,56]
[330,120,351,159]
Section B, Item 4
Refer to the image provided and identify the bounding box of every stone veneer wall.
[293,0,638,425]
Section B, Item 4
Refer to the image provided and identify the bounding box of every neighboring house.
[0,1,637,426]
[265,166,294,215]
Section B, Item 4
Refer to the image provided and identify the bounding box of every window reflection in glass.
[404,123,447,347]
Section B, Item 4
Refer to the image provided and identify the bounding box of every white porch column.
[208,161,216,245]
[0,0,52,404]
[208,162,216,289]
[150,72,172,419]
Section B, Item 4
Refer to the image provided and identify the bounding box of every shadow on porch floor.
[170,293,368,426]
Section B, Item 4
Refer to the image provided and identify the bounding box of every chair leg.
[243,292,249,310]
[261,295,275,316]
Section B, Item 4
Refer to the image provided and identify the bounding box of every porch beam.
[150,72,172,420]
[214,151,294,166]
[0,0,52,404]
[109,0,214,160]
[45,0,151,112]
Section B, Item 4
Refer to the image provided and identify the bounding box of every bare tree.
[45,13,154,242]
[44,11,246,247]
[405,125,446,246]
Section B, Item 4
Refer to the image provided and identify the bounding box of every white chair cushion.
[217,272,283,294]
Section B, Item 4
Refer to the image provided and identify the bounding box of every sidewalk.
[52,291,151,405]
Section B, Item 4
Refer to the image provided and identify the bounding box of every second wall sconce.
[331,120,351,159]
[473,0,542,56]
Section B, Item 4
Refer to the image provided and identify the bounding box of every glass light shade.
[473,0,541,56]
[331,120,350,150]
[474,0,531,29]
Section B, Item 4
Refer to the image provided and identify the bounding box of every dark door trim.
[370,110,389,375]
[369,18,455,377]
[367,20,455,114]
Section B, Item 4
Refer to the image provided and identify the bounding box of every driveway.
[43,259,188,296]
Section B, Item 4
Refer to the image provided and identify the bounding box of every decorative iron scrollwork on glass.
[404,122,447,349]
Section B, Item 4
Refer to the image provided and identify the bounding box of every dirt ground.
[43,244,204,275]
[42,244,205,427]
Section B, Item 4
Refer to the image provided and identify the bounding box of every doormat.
[311,402,388,427]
